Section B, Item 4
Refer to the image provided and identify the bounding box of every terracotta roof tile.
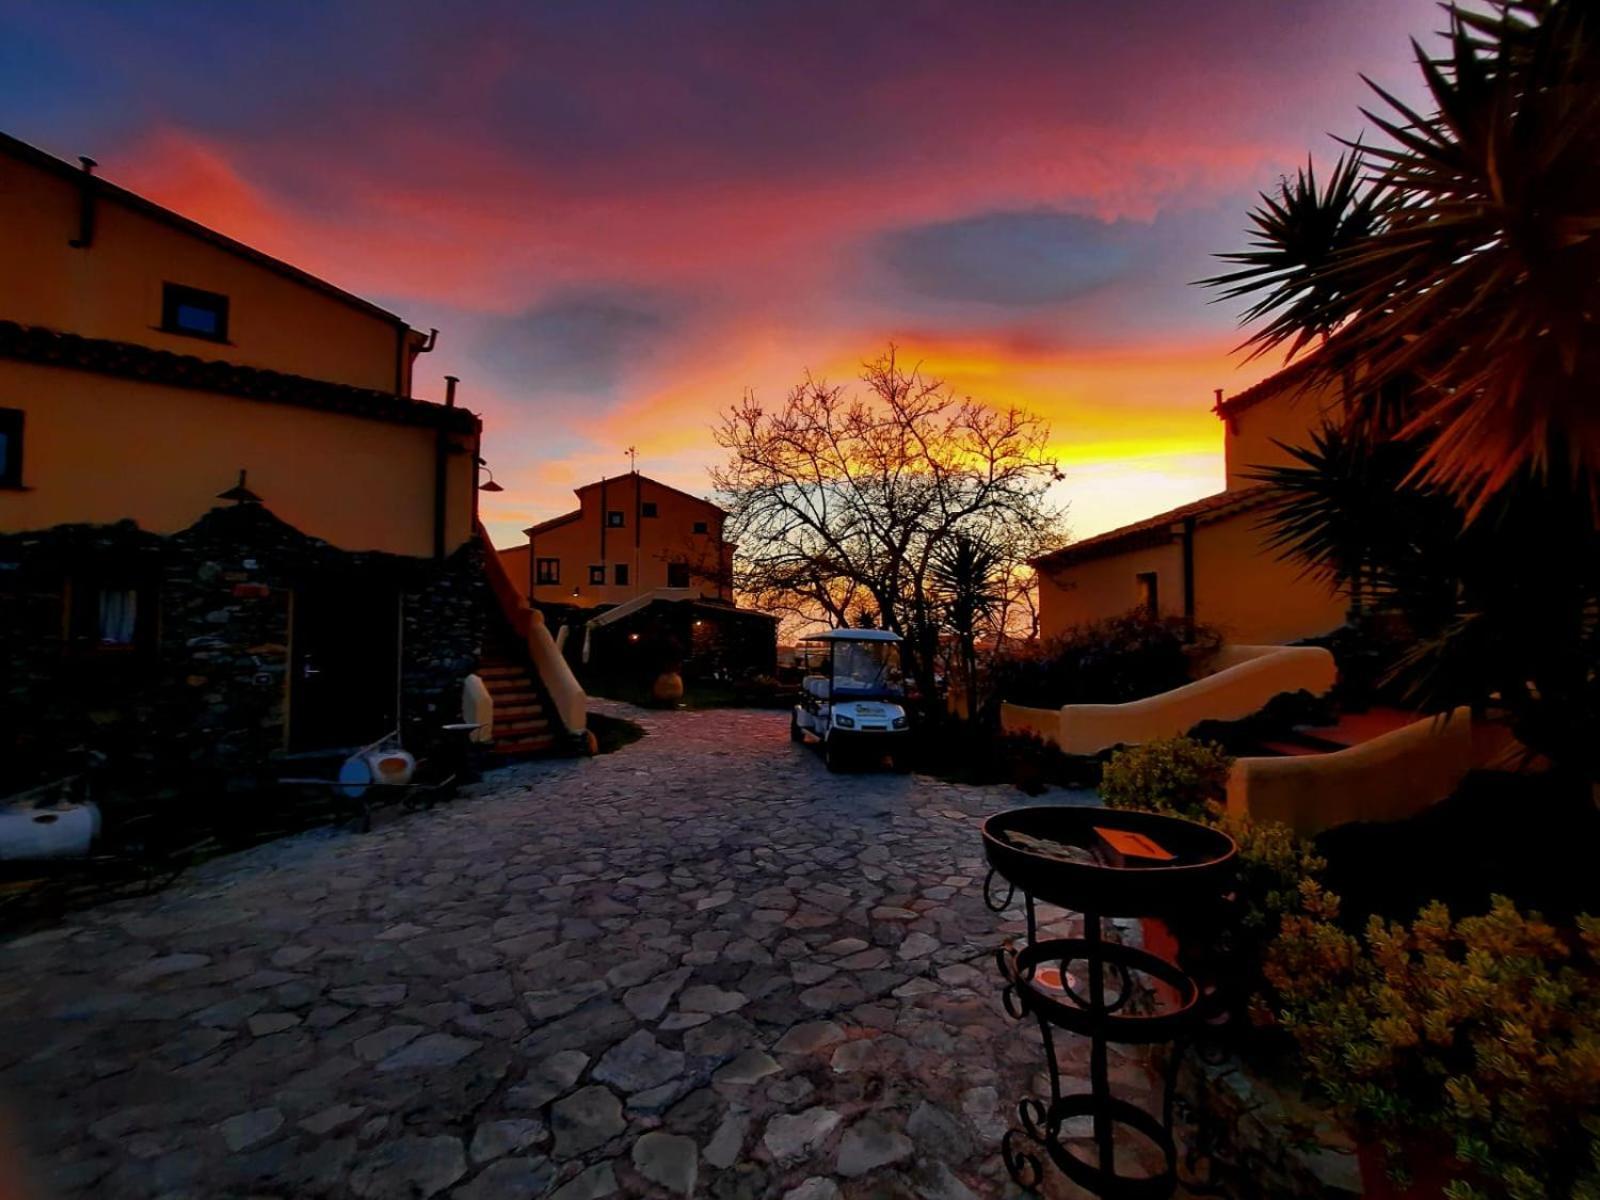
[1032,486,1276,570]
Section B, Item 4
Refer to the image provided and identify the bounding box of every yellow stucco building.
[1034,363,1347,645]
[502,472,735,609]
[0,129,488,781]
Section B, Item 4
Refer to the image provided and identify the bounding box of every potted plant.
[1260,889,1600,1199]
[1100,737,1324,1024]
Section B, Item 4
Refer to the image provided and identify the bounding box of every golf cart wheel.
[824,737,844,773]
[790,712,806,743]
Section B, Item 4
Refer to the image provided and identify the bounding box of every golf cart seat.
[803,675,830,701]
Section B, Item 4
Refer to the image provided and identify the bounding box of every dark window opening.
[614,564,629,586]
[607,510,625,527]
[641,502,658,518]
[65,576,155,655]
[588,565,605,586]
[161,283,230,342]
[692,520,709,534]
[536,557,560,585]
[667,562,691,589]
[0,408,22,488]
[1136,571,1159,619]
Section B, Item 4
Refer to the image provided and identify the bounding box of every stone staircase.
[477,653,558,758]
[1252,705,1419,757]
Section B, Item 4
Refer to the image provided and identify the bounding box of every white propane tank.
[0,803,100,860]
[462,674,494,744]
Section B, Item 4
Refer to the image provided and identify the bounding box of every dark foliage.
[990,611,1223,710]
[1206,0,1600,507]
[1315,770,1600,927]
[1256,426,1600,777]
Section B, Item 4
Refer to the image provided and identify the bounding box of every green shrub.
[1100,736,1232,820]
[1262,891,1600,1198]
[990,611,1223,709]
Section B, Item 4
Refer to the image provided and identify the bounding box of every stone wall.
[0,504,485,793]
[400,536,487,752]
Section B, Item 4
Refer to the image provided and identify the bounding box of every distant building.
[502,472,734,608]
[501,472,776,679]
[0,130,490,782]
[1032,363,1347,645]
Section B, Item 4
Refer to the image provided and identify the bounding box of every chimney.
[444,376,459,407]
[68,156,98,249]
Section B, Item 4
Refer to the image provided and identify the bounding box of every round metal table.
[981,806,1237,1199]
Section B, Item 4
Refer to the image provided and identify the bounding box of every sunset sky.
[1,0,1438,548]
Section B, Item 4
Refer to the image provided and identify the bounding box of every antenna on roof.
[626,446,638,473]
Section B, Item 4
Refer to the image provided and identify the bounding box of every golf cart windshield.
[831,640,903,698]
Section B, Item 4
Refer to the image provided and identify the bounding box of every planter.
[1356,1136,1462,1200]
[651,671,684,705]
[1140,915,1181,965]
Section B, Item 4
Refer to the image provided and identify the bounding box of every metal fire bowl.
[981,805,1236,918]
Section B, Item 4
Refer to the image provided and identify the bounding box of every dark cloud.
[875,211,1137,307]
[476,287,686,397]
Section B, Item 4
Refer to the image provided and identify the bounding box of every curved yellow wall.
[1227,707,1481,836]
[0,360,474,557]
[999,644,1338,756]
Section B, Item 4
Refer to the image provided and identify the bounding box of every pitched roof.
[1031,486,1276,570]
[1213,356,1320,421]
[525,509,582,537]
[0,320,478,434]
[0,130,405,329]
[575,473,726,514]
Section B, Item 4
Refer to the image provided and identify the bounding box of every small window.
[97,587,139,646]
[65,577,151,654]
[667,562,690,589]
[589,565,605,586]
[607,510,625,528]
[692,520,709,535]
[536,558,560,585]
[614,563,629,586]
[161,283,230,342]
[641,502,658,518]
[1135,571,1159,619]
[0,408,22,488]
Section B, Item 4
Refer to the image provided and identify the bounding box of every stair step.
[492,735,557,756]
[479,664,524,679]
[497,719,551,736]
[1255,738,1330,758]
[488,690,538,706]
[496,703,545,718]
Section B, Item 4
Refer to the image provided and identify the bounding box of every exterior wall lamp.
[477,457,504,492]
[216,468,262,505]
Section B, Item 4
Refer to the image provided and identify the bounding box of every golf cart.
[790,629,910,771]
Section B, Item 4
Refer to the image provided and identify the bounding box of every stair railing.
[477,522,587,738]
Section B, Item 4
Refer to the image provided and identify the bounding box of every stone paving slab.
[0,701,1175,1199]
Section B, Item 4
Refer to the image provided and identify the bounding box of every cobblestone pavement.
[0,702,1176,1200]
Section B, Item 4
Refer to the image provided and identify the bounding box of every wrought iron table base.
[987,871,1198,1199]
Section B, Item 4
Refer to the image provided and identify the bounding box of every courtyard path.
[0,703,1162,1200]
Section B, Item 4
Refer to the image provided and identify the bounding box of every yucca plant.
[1255,423,1600,776]
[931,534,1003,715]
[1201,150,1383,362]
[1210,0,1600,509]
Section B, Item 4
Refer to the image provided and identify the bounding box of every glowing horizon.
[0,0,1435,547]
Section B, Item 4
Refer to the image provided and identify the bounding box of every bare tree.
[712,347,1066,712]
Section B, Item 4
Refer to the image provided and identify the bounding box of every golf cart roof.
[798,629,902,644]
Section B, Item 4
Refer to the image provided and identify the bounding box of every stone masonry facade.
[0,503,485,790]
